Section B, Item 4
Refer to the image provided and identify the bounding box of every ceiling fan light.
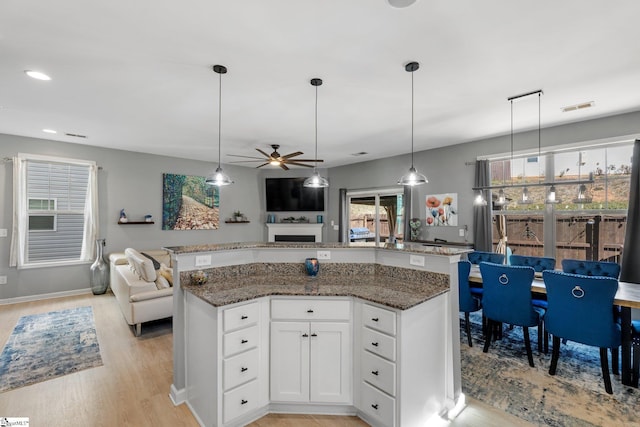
[269,159,281,166]
[303,171,329,188]
[398,166,427,186]
[206,167,234,186]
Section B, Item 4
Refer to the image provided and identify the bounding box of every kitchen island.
[165,242,469,427]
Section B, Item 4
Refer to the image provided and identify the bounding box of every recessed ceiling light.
[24,70,51,81]
[561,101,594,112]
[42,129,57,134]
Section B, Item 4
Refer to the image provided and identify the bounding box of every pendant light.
[303,78,329,188]
[206,65,234,186]
[546,185,560,204]
[398,61,428,186]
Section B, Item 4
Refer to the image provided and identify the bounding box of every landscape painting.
[162,173,219,230]
[425,193,458,226]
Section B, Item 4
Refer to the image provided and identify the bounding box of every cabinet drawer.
[223,379,260,423]
[362,327,396,362]
[224,324,259,358]
[362,304,396,336]
[271,299,350,321]
[362,350,396,396]
[361,381,395,427]
[224,302,259,332]
[224,348,259,391]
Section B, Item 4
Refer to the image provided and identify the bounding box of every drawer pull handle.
[371,404,379,410]
[241,315,248,320]
[307,309,314,313]
[371,317,379,322]
[241,367,248,372]
[241,339,248,344]
[302,333,309,338]
[241,399,248,405]
[311,333,317,337]
[371,342,379,347]
[371,370,379,376]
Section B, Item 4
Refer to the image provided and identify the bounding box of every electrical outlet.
[0,229,7,237]
[317,250,331,260]
[0,276,7,285]
[333,225,339,231]
[410,255,425,267]
[195,255,212,267]
[459,228,465,237]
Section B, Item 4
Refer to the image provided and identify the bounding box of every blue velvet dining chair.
[479,262,543,367]
[458,260,482,347]
[542,270,621,394]
[561,259,620,278]
[467,251,505,265]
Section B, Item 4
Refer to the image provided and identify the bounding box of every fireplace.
[266,223,324,242]
[274,235,316,243]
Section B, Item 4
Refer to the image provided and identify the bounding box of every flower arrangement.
[190,270,208,286]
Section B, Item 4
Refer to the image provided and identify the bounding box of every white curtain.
[80,163,99,261]
[9,156,27,267]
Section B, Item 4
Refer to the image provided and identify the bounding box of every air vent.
[561,101,594,113]
[351,152,368,156]
[65,133,87,138]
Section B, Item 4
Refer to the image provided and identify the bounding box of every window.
[488,142,632,265]
[10,154,99,268]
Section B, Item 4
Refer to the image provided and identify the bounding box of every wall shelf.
[225,220,250,224]
[118,221,154,225]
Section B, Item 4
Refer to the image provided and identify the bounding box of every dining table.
[468,266,640,387]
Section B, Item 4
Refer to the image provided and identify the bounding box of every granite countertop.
[183,272,449,311]
[165,241,471,257]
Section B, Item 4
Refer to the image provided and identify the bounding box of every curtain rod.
[2,157,103,169]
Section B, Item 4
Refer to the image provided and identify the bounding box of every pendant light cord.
[314,83,318,172]
[538,92,541,183]
[218,70,222,168]
[411,69,415,169]
[510,99,513,185]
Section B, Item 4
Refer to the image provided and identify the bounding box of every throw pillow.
[159,263,174,286]
[124,248,157,282]
[141,252,161,270]
[155,275,171,290]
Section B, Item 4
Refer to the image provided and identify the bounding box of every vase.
[90,238,109,295]
[305,258,319,277]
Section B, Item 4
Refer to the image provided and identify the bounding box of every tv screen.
[265,178,325,212]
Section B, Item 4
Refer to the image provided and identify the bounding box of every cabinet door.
[270,321,310,402]
[310,322,352,403]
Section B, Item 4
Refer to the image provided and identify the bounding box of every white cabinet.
[270,298,352,404]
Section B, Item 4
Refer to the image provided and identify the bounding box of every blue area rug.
[0,306,103,393]
[460,312,640,426]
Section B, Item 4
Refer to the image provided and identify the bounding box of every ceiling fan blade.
[282,158,323,163]
[256,162,270,168]
[280,163,290,171]
[281,151,304,159]
[256,148,271,158]
[229,160,268,163]
[227,154,266,160]
[285,162,314,168]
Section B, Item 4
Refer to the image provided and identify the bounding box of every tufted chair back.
[467,250,504,265]
[561,259,620,278]
[510,255,556,273]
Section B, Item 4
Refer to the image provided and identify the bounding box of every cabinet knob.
[311,333,317,337]
[371,404,379,410]
[302,333,309,338]
[241,399,248,405]
[307,309,314,313]
[371,342,379,347]
[241,339,248,344]
[241,367,248,372]
[371,370,379,376]
[371,317,379,322]
[241,315,248,320]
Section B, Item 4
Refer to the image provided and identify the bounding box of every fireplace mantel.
[266,223,324,242]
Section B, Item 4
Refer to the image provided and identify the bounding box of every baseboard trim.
[269,402,356,415]
[169,384,186,406]
[0,288,92,305]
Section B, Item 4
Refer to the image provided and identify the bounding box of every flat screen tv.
[265,178,325,212]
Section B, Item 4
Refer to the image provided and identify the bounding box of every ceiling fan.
[228,144,324,170]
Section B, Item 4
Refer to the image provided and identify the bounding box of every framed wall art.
[425,193,458,226]
[162,173,219,230]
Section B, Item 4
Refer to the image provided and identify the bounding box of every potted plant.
[233,210,244,222]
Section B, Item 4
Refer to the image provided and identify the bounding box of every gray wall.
[2,110,639,299]
[0,134,264,300]
[325,111,640,244]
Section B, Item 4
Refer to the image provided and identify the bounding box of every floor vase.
[90,238,109,295]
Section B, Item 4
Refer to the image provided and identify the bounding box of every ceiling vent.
[351,152,368,156]
[562,101,594,113]
[65,132,87,138]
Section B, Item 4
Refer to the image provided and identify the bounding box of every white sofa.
[109,248,174,336]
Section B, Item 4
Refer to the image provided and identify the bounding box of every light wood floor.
[0,293,532,427]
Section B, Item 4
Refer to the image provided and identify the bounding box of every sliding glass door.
[347,189,404,243]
